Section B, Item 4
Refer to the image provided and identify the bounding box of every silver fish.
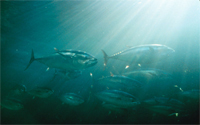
[27,87,54,98]
[1,98,24,110]
[97,75,142,90]
[59,93,84,106]
[25,49,97,71]
[102,44,175,67]
[95,90,140,108]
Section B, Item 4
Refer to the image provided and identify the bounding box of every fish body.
[1,98,24,110]
[142,97,185,110]
[60,93,84,105]
[27,87,54,98]
[102,44,175,67]
[178,89,200,100]
[97,75,142,90]
[95,90,140,108]
[149,105,180,116]
[123,68,173,83]
[25,49,97,71]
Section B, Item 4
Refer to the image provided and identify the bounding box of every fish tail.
[101,49,109,70]
[24,49,35,70]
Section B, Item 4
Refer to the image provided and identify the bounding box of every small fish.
[59,93,84,106]
[0,98,24,110]
[27,87,54,98]
[101,44,175,68]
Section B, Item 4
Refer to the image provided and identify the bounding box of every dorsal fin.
[148,72,157,77]
[101,50,109,70]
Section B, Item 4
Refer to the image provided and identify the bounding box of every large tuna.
[102,44,175,68]
[25,49,98,71]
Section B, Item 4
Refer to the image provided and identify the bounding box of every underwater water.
[1,0,199,124]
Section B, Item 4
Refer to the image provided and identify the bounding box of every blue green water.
[1,0,199,124]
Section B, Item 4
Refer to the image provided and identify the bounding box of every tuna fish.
[102,44,175,68]
[122,68,173,83]
[97,74,142,90]
[27,87,54,98]
[178,89,200,100]
[141,97,186,116]
[141,97,186,110]
[1,98,24,110]
[7,84,27,97]
[25,49,98,71]
[148,105,180,116]
[59,93,84,106]
[95,90,140,108]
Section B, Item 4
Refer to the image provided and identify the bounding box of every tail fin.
[24,49,35,70]
[101,50,109,70]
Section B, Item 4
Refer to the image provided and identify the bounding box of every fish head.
[3,99,24,110]
[68,70,82,79]
[76,54,98,68]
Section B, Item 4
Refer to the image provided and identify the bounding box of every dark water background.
[1,0,199,124]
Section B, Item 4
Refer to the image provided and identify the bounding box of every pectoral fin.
[148,72,157,77]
